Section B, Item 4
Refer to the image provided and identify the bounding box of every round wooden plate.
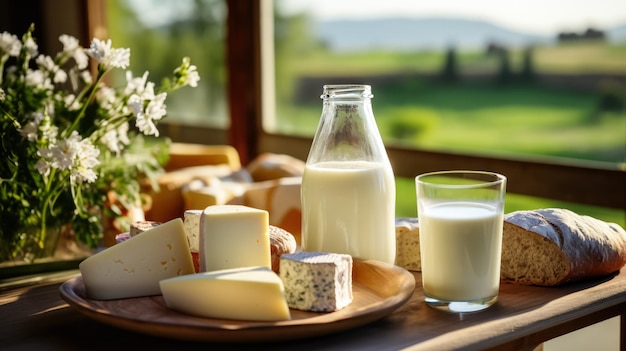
[59,259,415,343]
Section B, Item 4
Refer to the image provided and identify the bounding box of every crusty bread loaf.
[395,218,421,271]
[269,225,297,273]
[501,208,626,286]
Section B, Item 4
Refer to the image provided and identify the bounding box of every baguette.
[501,208,626,286]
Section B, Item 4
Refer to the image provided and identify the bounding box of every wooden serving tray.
[59,259,415,342]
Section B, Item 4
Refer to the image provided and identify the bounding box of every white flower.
[25,69,54,91]
[96,84,132,117]
[43,125,59,144]
[85,38,130,69]
[34,156,51,177]
[174,57,200,88]
[37,110,59,143]
[145,92,167,121]
[17,111,44,141]
[19,121,39,141]
[36,147,54,177]
[124,71,157,100]
[63,94,81,111]
[71,138,100,184]
[129,94,153,135]
[38,131,100,184]
[117,122,130,145]
[95,85,117,109]
[23,37,38,57]
[101,122,130,155]
[0,87,5,101]
[84,38,109,61]
[29,111,45,124]
[50,131,82,171]
[0,31,21,56]
[36,55,68,83]
[80,70,92,84]
[130,91,167,137]
[187,66,200,87]
[59,34,89,69]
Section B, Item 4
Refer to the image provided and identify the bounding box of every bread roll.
[501,208,626,286]
[269,225,297,273]
[246,153,305,182]
[395,218,421,271]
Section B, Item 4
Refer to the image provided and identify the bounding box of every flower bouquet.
[0,25,200,262]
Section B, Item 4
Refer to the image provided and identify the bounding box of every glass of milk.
[416,170,506,313]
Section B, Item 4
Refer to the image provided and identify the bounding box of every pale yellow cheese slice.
[79,218,195,300]
[199,204,271,272]
[159,266,291,321]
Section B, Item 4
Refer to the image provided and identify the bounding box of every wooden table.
[2,268,625,351]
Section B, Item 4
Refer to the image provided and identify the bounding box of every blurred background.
[104,0,625,228]
[107,0,625,164]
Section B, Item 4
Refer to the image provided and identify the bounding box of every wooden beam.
[226,0,262,166]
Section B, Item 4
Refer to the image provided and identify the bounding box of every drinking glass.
[416,170,506,313]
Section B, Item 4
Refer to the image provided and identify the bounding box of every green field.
[277,80,625,163]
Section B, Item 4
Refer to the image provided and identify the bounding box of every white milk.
[419,202,503,301]
[301,160,396,264]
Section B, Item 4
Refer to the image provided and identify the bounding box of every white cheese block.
[279,251,353,312]
[200,204,271,272]
[183,209,202,252]
[79,218,195,300]
[159,266,291,321]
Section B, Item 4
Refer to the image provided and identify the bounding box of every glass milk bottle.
[301,84,396,264]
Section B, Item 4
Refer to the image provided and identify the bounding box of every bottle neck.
[321,84,373,101]
[306,84,389,165]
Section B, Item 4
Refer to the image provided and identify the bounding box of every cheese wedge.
[200,205,271,272]
[79,218,195,300]
[183,209,203,273]
[159,266,291,321]
[183,209,202,252]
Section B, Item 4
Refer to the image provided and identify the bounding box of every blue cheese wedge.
[79,218,195,300]
[279,251,353,312]
[160,266,291,321]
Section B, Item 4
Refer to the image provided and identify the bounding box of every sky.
[279,0,626,36]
